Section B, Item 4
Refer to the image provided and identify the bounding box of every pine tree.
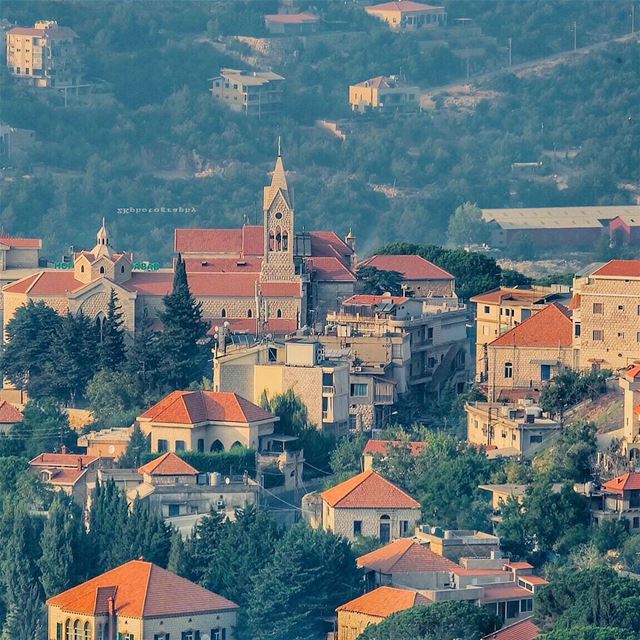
[1,582,46,640]
[167,531,187,576]
[39,493,88,598]
[126,316,162,396]
[183,508,227,583]
[118,424,150,469]
[159,255,210,389]
[127,498,171,567]
[99,289,126,371]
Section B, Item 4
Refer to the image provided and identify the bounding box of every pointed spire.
[277,135,282,157]
[93,219,113,258]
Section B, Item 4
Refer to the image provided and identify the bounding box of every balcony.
[322,385,335,395]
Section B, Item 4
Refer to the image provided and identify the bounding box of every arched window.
[99,266,105,274]
[73,620,81,640]
[230,441,243,450]
[276,309,282,318]
[80,265,85,273]
[65,619,72,640]
[197,438,205,453]
[84,621,91,640]
[247,308,253,318]
[282,230,289,251]
[379,514,391,544]
[275,226,282,251]
[221,308,226,318]
[269,230,275,251]
[210,440,224,453]
[504,362,513,379]
[120,265,125,273]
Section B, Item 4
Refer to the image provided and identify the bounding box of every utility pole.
[508,37,512,67]
[572,20,577,51]
[466,56,470,80]
[632,4,636,34]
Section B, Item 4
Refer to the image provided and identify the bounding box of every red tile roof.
[603,472,640,493]
[357,538,458,574]
[490,303,572,348]
[307,257,356,282]
[624,364,640,380]
[593,260,640,278]
[309,231,353,261]
[47,560,238,617]
[321,469,420,509]
[265,12,319,24]
[0,400,23,424]
[470,288,551,305]
[343,294,411,305]
[183,257,262,273]
[336,585,430,618]
[0,233,41,249]
[38,468,89,487]
[362,440,427,457]
[483,617,540,640]
[368,1,443,12]
[138,452,198,476]
[358,255,453,281]
[30,453,98,468]
[139,390,276,425]
[482,584,532,601]
[504,562,533,570]
[8,26,78,38]
[206,317,298,336]
[3,271,82,295]
[127,271,173,296]
[518,575,548,586]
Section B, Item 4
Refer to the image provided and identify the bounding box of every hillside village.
[1,1,640,640]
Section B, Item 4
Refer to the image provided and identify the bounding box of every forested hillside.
[0,0,637,262]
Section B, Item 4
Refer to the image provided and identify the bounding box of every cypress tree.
[159,254,210,389]
[99,289,126,371]
[126,316,162,396]
[167,531,187,576]
[127,498,171,567]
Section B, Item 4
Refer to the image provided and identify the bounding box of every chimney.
[107,596,116,640]
[77,457,83,470]
[61,444,69,454]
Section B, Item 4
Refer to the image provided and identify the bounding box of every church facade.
[2,153,356,338]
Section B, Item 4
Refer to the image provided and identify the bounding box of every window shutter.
[195,633,201,640]
[222,629,226,640]
[56,623,63,640]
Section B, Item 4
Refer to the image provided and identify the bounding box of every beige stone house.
[6,20,81,88]
[0,399,23,433]
[47,559,238,640]
[312,469,421,543]
[365,1,447,30]
[620,364,640,460]
[349,76,420,113]
[590,471,640,531]
[137,390,278,454]
[362,440,427,472]
[210,68,284,115]
[213,337,350,435]
[484,302,573,403]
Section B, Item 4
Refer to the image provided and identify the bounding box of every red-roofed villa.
[365,1,447,30]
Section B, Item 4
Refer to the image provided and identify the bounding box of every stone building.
[349,75,420,113]
[210,68,284,116]
[6,20,81,88]
[620,364,640,460]
[264,12,320,35]
[47,559,239,640]
[365,1,447,30]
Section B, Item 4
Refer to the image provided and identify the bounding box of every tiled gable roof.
[138,452,198,476]
[265,12,319,24]
[47,560,238,617]
[482,584,532,601]
[343,294,410,305]
[357,538,458,574]
[358,255,454,281]
[3,271,83,295]
[321,469,420,509]
[139,390,276,425]
[603,471,640,493]
[624,364,640,381]
[362,440,427,457]
[307,257,356,282]
[490,303,572,348]
[470,288,550,305]
[0,233,41,249]
[30,453,98,468]
[593,259,640,278]
[483,616,540,640]
[336,585,430,617]
[0,400,23,424]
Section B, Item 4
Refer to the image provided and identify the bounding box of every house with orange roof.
[365,1,447,30]
[46,559,239,640]
[0,399,23,432]
[483,616,540,640]
[137,390,278,455]
[470,285,572,383]
[590,470,640,531]
[357,254,456,298]
[619,364,640,460]
[304,469,421,543]
[336,585,431,640]
[264,11,320,35]
[572,259,640,371]
[349,75,420,113]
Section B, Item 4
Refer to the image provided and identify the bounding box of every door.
[379,515,391,543]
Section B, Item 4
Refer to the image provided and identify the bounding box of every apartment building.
[322,294,470,413]
[620,364,640,460]
[471,285,571,382]
[6,20,80,88]
[264,12,320,35]
[210,68,284,116]
[213,337,350,435]
[349,75,420,113]
[588,471,640,531]
[365,1,447,30]
[572,260,640,371]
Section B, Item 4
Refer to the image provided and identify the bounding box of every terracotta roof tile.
[603,472,640,493]
[8,26,78,38]
[593,260,640,278]
[357,538,458,574]
[0,233,41,249]
[138,452,198,476]
[265,12,319,24]
[470,288,551,305]
[343,294,411,305]
[309,231,353,261]
[0,400,23,424]
[368,1,443,12]
[307,257,356,282]
[504,562,533,570]
[47,560,238,617]
[624,364,640,381]
[490,303,572,348]
[336,585,430,617]
[321,469,421,509]
[30,453,98,468]
[184,257,262,273]
[3,271,83,295]
[482,584,532,601]
[139,390,276,425]
[358,255,453,281]
[483,617,541,640]
[206,317,298,336]
[362,440,427,457]
[175,226,264,256]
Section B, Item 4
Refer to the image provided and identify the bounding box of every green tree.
[592,520,629,554]
[622,534,640,573]
[183,508,228,584]
[329,433,368,477]
[167,531,188,575]
[496,497,533,560]
[358,601,500,640]
[535,423,597,482]
[357,265,405,296]
[86,369,144,426]
[159,255,210,389]
[17,399,76,460]
[0,300,62,395]
[125,315,163,397]
[447,202,490,247]
[540,627,636,640]
[127,497,172,567]
[99,289,126,371]
[38,493,88,598]
[118,424,150,469]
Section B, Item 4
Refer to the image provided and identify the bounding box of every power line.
[303,461,333,476]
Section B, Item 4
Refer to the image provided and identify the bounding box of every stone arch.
[99,266,105,274]
[84,621,91,640]
[247,308,253,319]
[221,308,226,318]
[282,229,289,251]
[276,308,282,318]
[230,441,243,450]
[210,439,224,453]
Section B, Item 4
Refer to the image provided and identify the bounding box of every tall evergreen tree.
[99,289,126,371]
[183,507,227,583]
[127,497,172,567]
[167,531,187,576]
[118,424,150,469]
[159,255,210,389]
[126,316,163,397]
[38,493,88,598]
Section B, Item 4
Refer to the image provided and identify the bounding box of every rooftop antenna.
[277,135,282,157]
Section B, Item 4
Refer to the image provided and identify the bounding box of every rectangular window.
[634,517,640,529]
[175,440,186,451]
[158,439,169,453]
[168,504,180,517]
[57,623,63,640]
[353,520,362,536]
[637,332,640,343]
[520,598,533,612]
[484,305,490,314]
[504,362,513,379]
[575,323,581,337]
[592,302,604,314]
[540,364,551,381]
[592,330,604,341]
[530,435,543,444]
[350,383,368,397]
[506,600,520,618]
[618,332,625,338]
[322,372,334,386]
[400,520,409,536]
[618,304,625,311]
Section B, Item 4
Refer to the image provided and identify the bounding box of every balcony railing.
[322,385,335,395]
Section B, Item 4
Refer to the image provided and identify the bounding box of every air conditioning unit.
[216,499,225,509]
[354,366,362,372]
